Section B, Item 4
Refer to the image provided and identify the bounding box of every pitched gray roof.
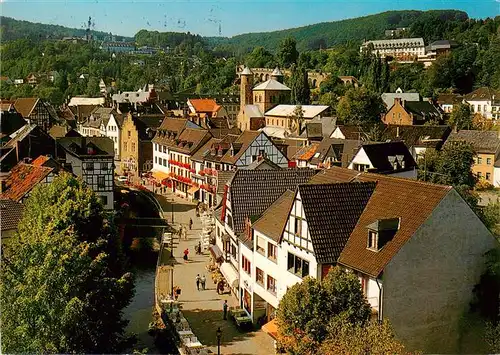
[253,79,291,91]
[446,130,500,154]
[360,142,417,173]
[298,182,376,264]
[58,137,115,157]
[381,91,420,108]
[229,169,318,236]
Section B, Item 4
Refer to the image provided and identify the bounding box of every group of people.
[195,274,207,290]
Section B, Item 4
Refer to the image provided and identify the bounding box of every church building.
[237,67,291,131]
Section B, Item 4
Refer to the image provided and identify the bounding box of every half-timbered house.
[58,137,115,209]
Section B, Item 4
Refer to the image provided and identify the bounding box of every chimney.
[394,97,401,105]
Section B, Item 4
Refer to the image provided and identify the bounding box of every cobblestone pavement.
[153,189,275,355]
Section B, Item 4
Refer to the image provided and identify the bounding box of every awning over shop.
[262,319,278,339]
[187,186,200,195]
[209,244,223,261]
[220,262,239,289]
[151,170,170,181]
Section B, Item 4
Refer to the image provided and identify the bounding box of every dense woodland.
[0,11,499,110]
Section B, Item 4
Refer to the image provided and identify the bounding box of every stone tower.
[271,67,284,83]
[240,66,254,107]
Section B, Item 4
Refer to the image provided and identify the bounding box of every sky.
[1,0,499,38]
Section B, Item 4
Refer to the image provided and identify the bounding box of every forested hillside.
[0,16,131,42]
[209,10,468,53]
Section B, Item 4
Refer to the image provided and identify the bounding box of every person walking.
[196,274,201,291]
[223,300,228,320]
[183,248,189,261]
[189,218,193,230]
[201,275,206,290]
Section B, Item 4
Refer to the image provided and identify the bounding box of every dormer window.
[368,230,378,250]
[367,218,400,252]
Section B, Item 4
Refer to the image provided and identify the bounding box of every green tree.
[319,318,407,355]
[449,103,472,130]
[246,46,275,68]
[277,37,299,68]
[1,173,135,354]
[276,267,370,354]
[289,64,310,105]
[336,87,384,126]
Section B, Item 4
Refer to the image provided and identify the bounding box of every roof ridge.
[361,171,452,190]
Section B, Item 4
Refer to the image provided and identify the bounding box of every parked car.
[117,176,128,182]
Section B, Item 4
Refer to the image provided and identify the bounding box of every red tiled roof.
[295,143,319,161]
[0,162,53,202]
[189,99,221,113]
[31,155,51,166]
[309,167,451,277]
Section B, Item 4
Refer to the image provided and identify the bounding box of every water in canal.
[123,266,157,353]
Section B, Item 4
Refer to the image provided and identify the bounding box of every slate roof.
[381,125,451,149]
[169,128,212,155]
[381,91,420,108]
[216,171,235,194]
[0,163,53,202]
[404,101,442,121]
[13,98,39,118]
[308,167,452,277]
[0,111,27,138]
[299,182,376,263]
[209,127,241,139]
[303,116,337,138]
[229,169,318,236]
[464,87,500,102]
[253,79,291,91]
[58,137,114,158]
[220,130,261,165]
[0,198,24,231]
[359,142,417,173]
[309,138,344,166]
[437,93,462,105]
[132,115,164,141]
[68,105,100,122]
[446,130,500,154]
[252,190,295,242]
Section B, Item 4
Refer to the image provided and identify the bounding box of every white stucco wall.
[106,114,121,160]
[253,230,281,309]
[383,190,497,353]
[329,127,346,139]
[493,166,500,187]
[152,143,170,174]
[239,241,255,318]
[348,147,372,170]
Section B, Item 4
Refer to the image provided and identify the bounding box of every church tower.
[271,67,284,83]
[240,66,254,107]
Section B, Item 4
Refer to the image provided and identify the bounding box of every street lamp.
[216,327,222,355]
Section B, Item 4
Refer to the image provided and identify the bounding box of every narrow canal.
[116,186,162,353]
[123,266,158,353]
